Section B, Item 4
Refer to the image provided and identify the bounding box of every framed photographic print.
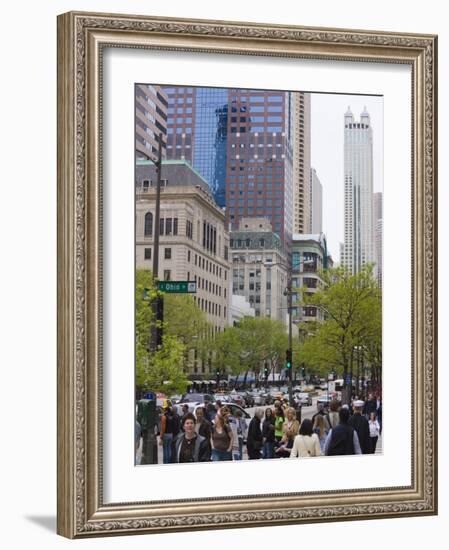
[57,11,437,538]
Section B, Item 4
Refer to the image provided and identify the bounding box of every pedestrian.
[211,408,233,461]
[312,414,327,454]
[376,395,383,434]
[222,406,240,461]
[262,407,276,459]
[170,413,211,463]
[368,411,381,453]
[159,405,180,464]
[312,403,331,433]
[348,400,371,454]
[290,418,321,458]
[246,408,264,459]
[327,399,340,430]
[274,405,285,445]
[205,401,216,423]
[234,409,248,460]
[135,420,142,465]
[194,406,212,452]
[324,407,362,456]
[276,407,300,458]
[364,393,378,419]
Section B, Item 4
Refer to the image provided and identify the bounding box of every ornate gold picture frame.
[57,11,437,538]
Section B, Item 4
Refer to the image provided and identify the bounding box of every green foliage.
[135,269,190,395]
[163,293,211,365]
[136,334,189,395]
[213,316,288,377]
[299,265,382,381]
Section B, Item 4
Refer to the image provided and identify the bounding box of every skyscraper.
[135,85,168,160]
[341,107,375,274]
[310,167,323,234]
[292,93,311,234]
[157,86,312,245]
[373,192,383,286]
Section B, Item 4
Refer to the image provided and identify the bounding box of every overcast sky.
[310,93,384,262]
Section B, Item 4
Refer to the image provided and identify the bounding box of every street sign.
[158,280,197,293]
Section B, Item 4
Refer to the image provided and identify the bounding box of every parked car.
[213,393,233,404]
[238,391,254,408]
[180,393,214,403]
[295,392,313,406]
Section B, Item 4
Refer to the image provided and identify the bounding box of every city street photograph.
[134,84,383,466]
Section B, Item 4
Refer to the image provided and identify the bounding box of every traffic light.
[264,366,269,378]
[285,349,292,372]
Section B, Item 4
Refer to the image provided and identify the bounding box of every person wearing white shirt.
[368,411,381,453]
[290,419,321,458]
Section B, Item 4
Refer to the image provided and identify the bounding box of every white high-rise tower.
[341,107,374,274]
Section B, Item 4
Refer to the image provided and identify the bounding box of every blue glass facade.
[161,85,297,244]
[192,88,228,205]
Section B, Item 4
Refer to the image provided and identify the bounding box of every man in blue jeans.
[159,404,180,464]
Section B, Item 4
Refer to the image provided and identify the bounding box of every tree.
[163,293,212,369]
[212,316,288,386]
[136,334,189,396]
[298,265,382,396]
[135,269,190,395]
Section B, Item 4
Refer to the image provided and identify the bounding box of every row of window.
[202,221,217,255]
[193,296,227,319]
[193,253,226,279]
[232,282,271,292]
[194,274,227,298]
[144,214,179,237]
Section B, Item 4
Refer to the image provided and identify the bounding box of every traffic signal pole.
[151,133,163,351]
[287,265,294,408]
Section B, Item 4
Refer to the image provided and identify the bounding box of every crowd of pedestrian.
[137,392,382,464]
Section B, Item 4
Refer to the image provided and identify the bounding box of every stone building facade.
[230,218,288,326]
[136,160,231,361]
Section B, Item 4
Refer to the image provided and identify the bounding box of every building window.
[187,250,191,262]
[159,218,165,236]
[144,212,153,236]
[163,270,171,281]
[173,218,178,236]
[144,248,152,260]
[164,248,172,259]
[166,218,173,235]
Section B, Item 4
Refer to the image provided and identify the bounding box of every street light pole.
[286,263,294,408]
[151,133,164,350]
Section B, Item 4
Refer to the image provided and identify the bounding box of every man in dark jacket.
[246,408,264,459]
[324,407,362,456]
[171,413,211,463]
[363,393,378,418]
[348,400,371,454]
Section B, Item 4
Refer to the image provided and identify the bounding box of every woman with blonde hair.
[313,414,327,454]
[290,418,321,458]
[275,407,300,458]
